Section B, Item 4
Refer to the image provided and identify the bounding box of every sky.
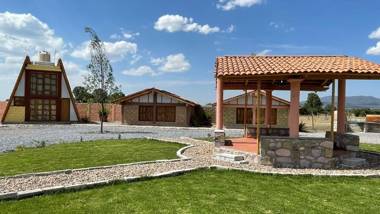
[1,0,380,105]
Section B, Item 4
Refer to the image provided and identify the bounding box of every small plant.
[15,145,27,151]
[98,108,109,122]
[32,140,46,148]
[299,122,308,132]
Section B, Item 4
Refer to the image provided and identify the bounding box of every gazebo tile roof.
[216,55,380,77]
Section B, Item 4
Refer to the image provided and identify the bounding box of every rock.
[311,163,323,168]
[317,157,330,164]
[267,151,275,157]
[300,159,311,168]
[320,141,333,149]
[346,145,360,152]
[342,158,367,168]
[311,149,322,157]
[269,143,276,150]
[275,148,291,157]
[324,149,333,158]
[276,157,292,163]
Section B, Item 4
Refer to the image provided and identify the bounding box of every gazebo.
[214,55,380,168]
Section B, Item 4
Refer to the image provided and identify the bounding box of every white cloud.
[152,53,191,72]
[71,40,137,62]
[369,27,380,40]
[0,11,66,99]
[217,0,263,11]
[225,25,235,33]
[367,41,380,55]
[269,21,295,32]
[122,65,156,76]
[256,49,272,56]
[63,61,88,87]
[154,14,220,35]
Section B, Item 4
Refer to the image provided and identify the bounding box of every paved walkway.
[1,137,380,196]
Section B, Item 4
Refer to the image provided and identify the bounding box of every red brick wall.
[76,103,122,123]
[0,101,8,121]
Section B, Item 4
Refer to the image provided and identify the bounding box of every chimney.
[39,51,51,62]
[35,51,54,66]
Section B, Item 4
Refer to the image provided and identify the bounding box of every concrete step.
[214,153,248,164]
[341,158,368,168]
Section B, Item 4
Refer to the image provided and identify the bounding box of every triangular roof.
[1,56,79,122]
[223,90,290,105]
[113,88,198,106]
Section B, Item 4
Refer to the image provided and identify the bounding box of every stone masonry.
[325,132,360,151]
[261,136,335,169]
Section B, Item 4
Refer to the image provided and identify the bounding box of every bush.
[190,106,212,127]
[299,122,307,132]
[98,108,109,122]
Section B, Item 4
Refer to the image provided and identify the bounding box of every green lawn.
[360,143,380,153]
[0,139,183,177]
[1,169,380,213]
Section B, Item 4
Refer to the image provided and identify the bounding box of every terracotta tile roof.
[215,55,380,77]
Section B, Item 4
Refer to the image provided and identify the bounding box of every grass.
[1,169,380,213]
[360,143,380,153]
[0,139,183,177]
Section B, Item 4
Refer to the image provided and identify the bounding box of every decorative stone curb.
[0,167,208,201]
[211,165,380,178]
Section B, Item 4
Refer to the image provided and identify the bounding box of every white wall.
[15,72,25,96]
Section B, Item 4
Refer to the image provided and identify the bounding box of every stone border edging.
[0,137,195,180]
[211,165,380,178]
[0,167,208,201]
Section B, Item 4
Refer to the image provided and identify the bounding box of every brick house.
[209,91,290,129]
[1,52,79,123]
[114,88,198,126]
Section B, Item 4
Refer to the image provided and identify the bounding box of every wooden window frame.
[138,105,154,121]
[156,106,176,122]
[236,108,253,124]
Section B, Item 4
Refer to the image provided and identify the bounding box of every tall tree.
[303,93,323,129]
[83,27,119,133]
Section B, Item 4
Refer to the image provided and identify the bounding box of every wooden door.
[61,99,70,122]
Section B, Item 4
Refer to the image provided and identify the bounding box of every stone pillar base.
[214,129,225,147]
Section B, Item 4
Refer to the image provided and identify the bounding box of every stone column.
[337,79,346,134]
[288,79,303,138]
[265,90,273,128]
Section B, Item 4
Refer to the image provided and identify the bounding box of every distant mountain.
[319,96,380,109]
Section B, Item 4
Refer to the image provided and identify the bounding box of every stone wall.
[325,132,359,151]
[122,104,190,127]
[260,136,335,169]
[76,103,122,123]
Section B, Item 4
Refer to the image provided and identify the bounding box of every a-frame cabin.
[1,51,79,123]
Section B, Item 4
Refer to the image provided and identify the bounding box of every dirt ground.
[300,115,365,132]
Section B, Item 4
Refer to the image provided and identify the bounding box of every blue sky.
[1,0,380,104]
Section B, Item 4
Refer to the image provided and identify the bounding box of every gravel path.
[1,137,380,195]
[0,123,243,152]
[1,123,380,153]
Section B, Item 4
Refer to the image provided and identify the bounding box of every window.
[13,97,25,106]
[30,73,57,97]
[156,106,176,122]
[270,109,277,125]
[29,99,57,121]
[236,108,253,124]
[139,106,153,121]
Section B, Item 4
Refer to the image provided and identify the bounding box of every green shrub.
[190,106,212,127]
